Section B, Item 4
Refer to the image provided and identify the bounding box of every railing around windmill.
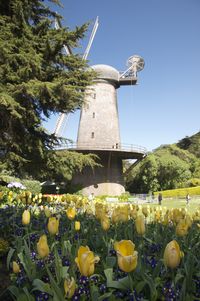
[55,142,147,155]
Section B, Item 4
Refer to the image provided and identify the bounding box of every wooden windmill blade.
[54,17,99,138]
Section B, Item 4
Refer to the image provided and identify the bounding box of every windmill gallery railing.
[55,141,147,155]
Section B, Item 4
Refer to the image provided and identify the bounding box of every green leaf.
[105,256,116,268]
[104,268,130,290]
[22,287,35,301]
[54,246,62,283]
[61,266,69,279]
[62,240,72,255]
[16,293,29,301]
[175,273,184,285]
[143,273,158,301]
[18,246,36,282]
[7,248,15,269]
[135,280,146,293]
[104,268,113,283]
[32,279,53,295]
[46,265,65,301]
[90,284,99,300]
[98,291,114,301]
[8,285,20,299]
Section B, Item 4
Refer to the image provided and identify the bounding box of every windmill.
[54,18,146,196]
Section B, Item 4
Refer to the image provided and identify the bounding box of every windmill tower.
[70,56,147,196]
[53,19,146,196]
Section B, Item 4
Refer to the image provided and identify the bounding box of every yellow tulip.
[101,216,110,231]
[130,207,138,219]
[66,208,76,220]
[47,217,59,235]
[176,219,188,237]
[172,208,182,224]
[75,246,100,276]
[95,203,105,220]
[75,221,81,231]
[135,215,145,235]
[162,213,170,226]
[154,210,161,222]
[37,235,49,258]
[22,209,31,225]
[114,240,138,272]
[64,277,76,298]
[142,206,149,217]
[118,205,129,222]
[13,261,20,273]
[44,206,51,218]
[185,214,193,228]
[111,206,129,223]
[163,240,183,269]
[111,208,120,224]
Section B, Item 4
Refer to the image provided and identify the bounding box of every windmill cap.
[91,64,119,82]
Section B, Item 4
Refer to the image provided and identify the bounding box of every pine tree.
[0,0,97,179]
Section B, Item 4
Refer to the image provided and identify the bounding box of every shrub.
[0,175,41,194]
[186,178,200,187]
[21,180,41,194]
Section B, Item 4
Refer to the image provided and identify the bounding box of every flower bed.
[0,192,200,300]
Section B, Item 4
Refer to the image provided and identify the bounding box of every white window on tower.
[91,132,94,138]
[93,112,95,118]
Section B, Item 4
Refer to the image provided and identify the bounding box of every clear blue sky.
[44,0,200,151]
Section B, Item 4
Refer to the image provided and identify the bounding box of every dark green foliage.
[0,0,97,179]
[126,132,200,193]
[177,131,200,158]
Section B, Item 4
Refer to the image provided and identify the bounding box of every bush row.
[0,174,41,194]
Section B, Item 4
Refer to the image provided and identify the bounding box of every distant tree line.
[126,133,200,193]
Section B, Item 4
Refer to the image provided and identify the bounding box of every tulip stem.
[171,269,175,287]
[128,272,134,293]
[25,226,31,251]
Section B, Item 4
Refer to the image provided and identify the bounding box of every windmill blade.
[54,113,65,136]
[53,17,71,136]
[82,16,99,61]
[54,18,72,55]
[53,16,99,137]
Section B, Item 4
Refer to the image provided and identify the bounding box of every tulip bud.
[162,213,169,226]
[22,209,31,225]
[176,219,188,236]
[142,206,148,217]
[163,240,183,269]
[185,214,192,228]
[66,208,76,220]
[64,277,76,298]
[75,221,81,231]
[12,261,20,273]
[47,217,59,235]
[37,235,49,258]
[44,206,51,218]
[101,216,110,231]
[135,215,145,235]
